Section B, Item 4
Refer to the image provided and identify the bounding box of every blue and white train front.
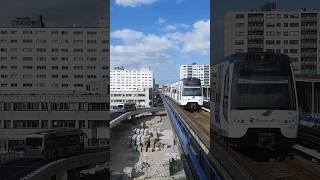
[213,53,299,148]
[180,79,204,112]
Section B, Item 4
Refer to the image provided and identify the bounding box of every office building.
[0,17,110,150]
[224,3,320,75]
[110,66,154,108]
[180,63,210,98]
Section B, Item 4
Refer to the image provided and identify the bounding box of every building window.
[23,48,32,52]
[23,39,33,43]
[23,66,33,70]
[52,48,59,52]
[36,57,46,61]
[235,23,244,28]
[22,57,33,61]
[23,31,33,35]
[23,83,33,87]
[87,31,97,35]
[52,120,76,128]
[51,66,59,70]
[234,40,244,45]
[290,49,298,54]
[87,40,97,44]
[235,14,244,19]
[290,40,299,45]
[36,66,46,70]
[73,49,84,52]
[73,31,83,35]
[266,40,275,45]
[36,48,46,52]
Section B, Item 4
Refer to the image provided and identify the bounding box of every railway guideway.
[162,95,320,180]
[162,95,252,180]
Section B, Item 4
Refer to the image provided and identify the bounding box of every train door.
[212,64,223,130]
[221,63,230,137]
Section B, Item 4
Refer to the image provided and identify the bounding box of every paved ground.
[110,113,186,180]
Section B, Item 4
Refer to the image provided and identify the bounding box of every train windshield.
[26,137,43,148]
[231,60,296,110]
[183,87,202,96]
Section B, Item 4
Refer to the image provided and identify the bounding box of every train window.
[223,68,229,121]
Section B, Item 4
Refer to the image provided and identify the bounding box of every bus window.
[26,138,42,149]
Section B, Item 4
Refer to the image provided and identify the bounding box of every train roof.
[221,52,291,63]
[30,128,83,137]
[181,77,201,86]
[181,77,201,82]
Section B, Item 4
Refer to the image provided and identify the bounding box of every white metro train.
[212,53,299,148]
[165,78,203,112]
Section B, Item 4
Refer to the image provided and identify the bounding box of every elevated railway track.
[163,95,320,180]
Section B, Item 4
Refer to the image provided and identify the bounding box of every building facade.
[224,6,320,75]
[180,63,210,98]
[0,17,110,151]
[180,63,210,87]
[110,66,153,91]
[110,66,154,108]
[110,89,151,109]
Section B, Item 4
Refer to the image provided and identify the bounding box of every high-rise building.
[0,17,110,150]
[224,5,320,75]
[110,66,153,91]
[180,63,210,87]
[110,66,154,108]
[179,63,210,98]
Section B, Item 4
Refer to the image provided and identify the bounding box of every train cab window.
[223,68,229,121]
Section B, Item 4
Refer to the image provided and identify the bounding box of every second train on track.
[165,77,204,112]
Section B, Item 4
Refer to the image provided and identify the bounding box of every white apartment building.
[224,4,320,75]
[0,17,110,150]
[110,66,153,91]
[111,89,151,109]
[180,63,210,87]
[110,66,154,108]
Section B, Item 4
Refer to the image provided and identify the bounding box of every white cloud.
[163,23,189,32]
[115,0,160,7]
[111,29,177,68]
[111,29,143,43]
[164,25,177,31]
[167,19,210,55]
[157,17,166,24]
[111,19,210,69]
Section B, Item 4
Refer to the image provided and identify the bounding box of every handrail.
[161,95,221,180]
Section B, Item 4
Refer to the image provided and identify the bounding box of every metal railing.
[161,95,221,180]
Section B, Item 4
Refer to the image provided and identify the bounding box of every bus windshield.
[231,61,296,110]
[26,138,43,147]
[183,87,202,96]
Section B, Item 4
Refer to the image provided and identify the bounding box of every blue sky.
[111,0,210,84]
